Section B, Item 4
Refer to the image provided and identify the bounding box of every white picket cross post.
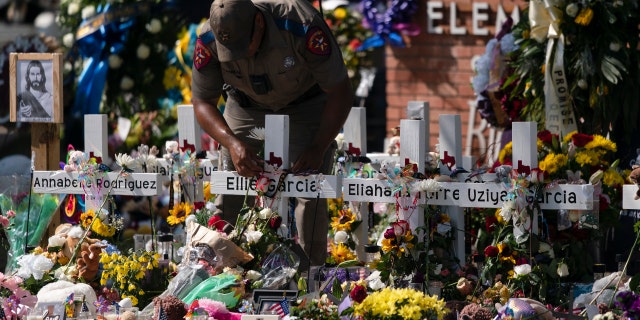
[343,119,427,231]
[438,114,465,265]
[513,122,539,234]
[342,107,370,259]
[176,105,204,204]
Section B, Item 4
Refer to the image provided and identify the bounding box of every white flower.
[610,42,621,52]
[48,234,66,247]
[108,54,123,69]
[514,263,532,276]
[335,133,345,150]
[416,178,440,193]
[68,226,84,238]
[136,144,159,170]
[433,263,443,274]
[246,270,262,281]
[578,79,588,89]
[115,153,139,171]
[334,230,349,244]
[62,33,74,47]
[557,261,569,277]
[258,208,272,220]
[566,3,579,17]
[54,265,76,281]
[245,230,263,244]
[500,200,516,222]
[67,2,79,15]
[81,5,95,19]
[120,76,134,90]
[205,202,216,211]
[366,270,387,290]
[137,44,150,60]
[165,140,179,154]
[145,19,162,34]
[247,127,265,140]
[16,254,54,280]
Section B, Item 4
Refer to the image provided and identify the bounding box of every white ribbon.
[544,35,578,137]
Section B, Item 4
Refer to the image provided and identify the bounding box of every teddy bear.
[76,242,104,282]
[629,165,640,199]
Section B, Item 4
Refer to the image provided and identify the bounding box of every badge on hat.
[283,56,295,69]
[306,27,331,56]
[194,38,213,70]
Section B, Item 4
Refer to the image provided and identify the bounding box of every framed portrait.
[9,52,63,123]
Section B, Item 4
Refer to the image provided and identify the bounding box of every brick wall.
[383,0,525,163]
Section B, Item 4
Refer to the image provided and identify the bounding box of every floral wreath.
[359,0,419,50]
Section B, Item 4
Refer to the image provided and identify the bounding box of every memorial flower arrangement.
[319,3,375,83]
[0,272,37,319]
[327,198,360,264]
[350,287,449,320]
[290,293,340,320]
[505,0,640,140]
[99,249,161,306]
[57,0,184,154]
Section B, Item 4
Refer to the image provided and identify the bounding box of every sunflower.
[330,208,356,231]
[167,202,192,225]
[80,210,96,229]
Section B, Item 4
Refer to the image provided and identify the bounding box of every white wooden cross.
[208,115,342,228]
[32,114,162,211]
[150,105,218,205]
[343,118,427,238]
[430,121,595,263]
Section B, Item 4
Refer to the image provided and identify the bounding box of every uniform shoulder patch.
[305,26,331,56]
[194,38,213,70]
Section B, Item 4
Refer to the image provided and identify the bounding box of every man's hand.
[291,147,325,174]
[229,140,264,177]
[19,100,32,117]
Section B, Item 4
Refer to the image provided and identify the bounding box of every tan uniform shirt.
[191,0,348,111]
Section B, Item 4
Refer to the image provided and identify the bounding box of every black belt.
[223,83,323,107]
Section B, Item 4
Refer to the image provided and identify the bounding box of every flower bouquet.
[349,287,449,320]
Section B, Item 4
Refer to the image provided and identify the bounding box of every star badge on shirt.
[283,56,295,69]
[306,27,331,56]
[194,38,212,70]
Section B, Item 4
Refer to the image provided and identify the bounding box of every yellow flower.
[330,208,356,231]
[575,7,594,26]
[563,131,578,144]
[498,141,513,164]
[91,218,116,237]
[575,150,602,167]
[584,135,617,152]
[80,210,96,229]
[333,7,347,20]
[167,202,192,225]
[603,168,624,187]
[329,242,357,263]
[539,153,568,175]
[203,182,213,202]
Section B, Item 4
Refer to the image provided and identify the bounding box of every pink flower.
[255,175,271,194]
[0,216,9,228]
[5,210,15,218]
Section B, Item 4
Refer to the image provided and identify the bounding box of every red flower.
[255,175,271,194]
[383,227,396,239]
[484,245,499,257]
[208,215,225,231]
[349,284,368,303]
[599,194,610,211]
[348,39,362,51]
[485,216,498,233]
[537,130,554,145]
[268,216,282,230]
[571,133,594,147]
[392,220,410,236]
[193,202,205,211]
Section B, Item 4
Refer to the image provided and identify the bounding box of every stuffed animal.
[629,165,640,199]
[77,242,104,282]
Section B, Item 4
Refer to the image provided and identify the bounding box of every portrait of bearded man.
[16,59,53,121]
